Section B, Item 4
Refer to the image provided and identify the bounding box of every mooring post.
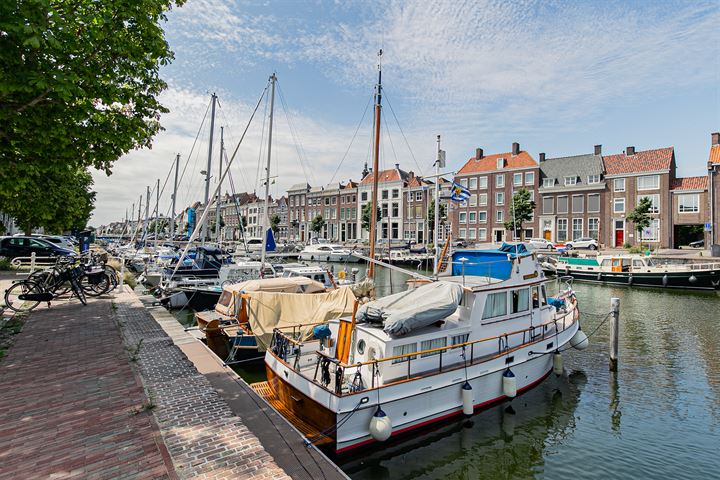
[609,297,620,371]
[119,254,125,289]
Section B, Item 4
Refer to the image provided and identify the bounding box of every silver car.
[527,238,555,250]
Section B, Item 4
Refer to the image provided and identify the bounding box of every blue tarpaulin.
[451,250,513,279]
[498,243,529,255]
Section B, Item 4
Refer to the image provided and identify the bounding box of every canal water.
[170,264,720,479]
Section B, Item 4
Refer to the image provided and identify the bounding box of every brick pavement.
[0,298,176,480]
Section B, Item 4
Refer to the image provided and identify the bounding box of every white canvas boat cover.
[356,281,463,336]
[215,277,325,317]
[246,286,357,351]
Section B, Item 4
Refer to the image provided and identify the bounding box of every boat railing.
[269,297,578,397]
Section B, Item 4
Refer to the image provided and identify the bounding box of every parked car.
[452,238,468,248]
[0,236,76,259]
[689,239,705,248]
[35,235,76,251]
[527,238,555,250]
[565,237,598,250]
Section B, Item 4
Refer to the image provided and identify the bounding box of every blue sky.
[92,0,720,225]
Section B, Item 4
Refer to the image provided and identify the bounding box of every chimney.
[395,163,400,170]
[476,148,484,159]
[712,132,720,146]
[626,146,635,156]
[594,144,602,156]
[512,142,520,156]
[539,152,546,162]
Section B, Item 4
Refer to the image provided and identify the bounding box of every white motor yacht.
[299,243,360,263]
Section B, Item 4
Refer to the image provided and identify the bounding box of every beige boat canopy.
[215,277,326,317]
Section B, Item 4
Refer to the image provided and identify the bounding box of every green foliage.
[627,197,653,247]
[361,203,381,232]
[503,188,536,239]
[310,215,325,234]
[622,242,632,249]
[0,257,12,270]
[269,214,281,234]
[427,202,447,233]
[0,0,182,228]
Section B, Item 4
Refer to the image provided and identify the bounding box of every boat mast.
[260,74,277,270]
[215,126,224,245]
[154,178,159,249]
[368,50,383,279]
[201,93,218,245]
[434,135,442,276]
[143,185,150,245]
[170,153,180,240]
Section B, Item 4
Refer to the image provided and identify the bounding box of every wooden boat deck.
[251,381,334,446]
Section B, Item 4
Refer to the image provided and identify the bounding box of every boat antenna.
[368,49,383,280]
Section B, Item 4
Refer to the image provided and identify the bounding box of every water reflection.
[336,371,586,480]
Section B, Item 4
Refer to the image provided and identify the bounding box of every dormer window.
[564,176,577,186]
[496,158,505,169]
[587,174,600,184]
[543,178,555,188]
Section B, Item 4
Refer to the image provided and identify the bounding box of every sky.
[91,0,720,226]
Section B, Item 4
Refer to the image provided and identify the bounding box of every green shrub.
[622,242,632,249]
[0,257,12,270]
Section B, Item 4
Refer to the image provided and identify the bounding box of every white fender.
[369,407,392,442]
[461,382,473,416]
[553,352,564,375]
[571,328,589,350]
[502,369,517,398]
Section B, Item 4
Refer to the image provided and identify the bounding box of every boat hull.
[554,268,720,290]
[299,253,360,263]
[182,289,222,312]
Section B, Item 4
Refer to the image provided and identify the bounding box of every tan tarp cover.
[246,286,357,351]
[215,277,326,317]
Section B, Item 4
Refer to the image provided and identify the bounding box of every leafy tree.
[427,202,447,240]
[361,203,381,232]
[0,0,182,226]
[627,196,653,249]
[5,166,95,235]
[310,215,325,235]
[504,188,536,240]
[270,214,281,234]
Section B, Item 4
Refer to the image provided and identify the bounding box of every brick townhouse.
[602,146,676,248]
[538,146,606,243]
[707,132,720,247]
[357,164,409,241]
[453,142,539,243]
[287,183,309,242]
[670,176,709,247]
[339,181,358,242]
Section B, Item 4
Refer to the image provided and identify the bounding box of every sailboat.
[254,52,590,453]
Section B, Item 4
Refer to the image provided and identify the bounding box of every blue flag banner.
[450,182,471,202]
[265,228,276,252]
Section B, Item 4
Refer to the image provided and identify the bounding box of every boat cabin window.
[451,333,470,347]
[540,285,548,306]
[392,343,417,364]
[601,259,612,267]
[511,288,530,313]
[312,274,326,282]
[632,259,646,268]
[357,339,366,355]
[532,286,541,308]
[217,291,232,308]
[420,338,447,357]
[482,292,507,320]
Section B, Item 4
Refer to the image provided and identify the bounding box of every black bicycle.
[4,259,88,312]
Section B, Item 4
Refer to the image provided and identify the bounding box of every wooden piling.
[610,297,620,371]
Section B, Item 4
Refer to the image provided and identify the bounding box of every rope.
[383,90,424,176]
[328,93,374,185]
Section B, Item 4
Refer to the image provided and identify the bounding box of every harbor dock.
[0,285,345,480]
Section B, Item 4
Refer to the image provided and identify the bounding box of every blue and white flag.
[450,182,471,202]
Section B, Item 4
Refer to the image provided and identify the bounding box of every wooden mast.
[368,50,383,279]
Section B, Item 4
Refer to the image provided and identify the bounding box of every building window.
[614,198,625,213]
[478,211,487,223]
[459,178,468,187]
[525,172,535,185]
[468,228,476,240]
[614,178,625,192]
[496,192,504,205]
[496,210,504,222]
[469,212,477,223]
[542,197,554,214]
[469,194,477,207]
[392,203,399,217]
[513,173,522,186]
[482,292,507,319]
[637,194,659,213]
[496,174,505,188]
[678,194,699,213]
[459,212,467,224]
[637,175,659,190]
[392,189,399,198]
[587,174,601,184]
[543,178,554,188]
[381,190,389,200]
[588,218,599,240]
[392,343,417,364]
[420,338,447,357]
[557,196,568,214]
[479,176,488,189]
[414,191,422,201]
[479,193,487,206]
[361,192,368,201]
[381,204,388,217]
[641,218,660,242]
[564,176,577,186]
[469,178,478,189]
[557,218,568,242]
[459,228,466,239]
[572,218,583,240]
[572,195,584,214]
[407,192,413,202]
[479,228,487,240]
[588,194,600,213]
[391,222,399,239]
[496,158,504,169]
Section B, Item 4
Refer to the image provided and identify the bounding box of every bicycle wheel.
[104,265,120,290]
[4,281,43,313]
[71,279,87,305]
[79,272,110,296]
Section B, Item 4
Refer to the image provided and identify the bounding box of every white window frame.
[543,178,554,188]
[614,178,625,192]
[588,217,600,240]
[496,210,504,222]
[496,158,504,169]
[542,196,554,214]
[587,174,601,184]
[557,218,568,242]
[572,194,584,214]
[556,195,568,214]
[678,194,699,213]
[479,193,488,206]
[614,198,625,213]
[513,173,523,186]
[478,176,488,189]
[641,218,661,242]
[525,172,535,186]
[572,218,583,241]
[469,178,478,189]
[468,212,477,223]
[459,212,467,224]
[496,174,505,188]
[637,175,660,191]
[587,193,601,213]
[478,228,487,241]
[637,194,660,214]
[478,211,487,223]
[564,176,577,186]
[496,192,504,205]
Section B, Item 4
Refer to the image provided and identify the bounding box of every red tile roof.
[671,176,708,190]
[457,151,537,175]
[603,147,674,175]
[360,168,408,185]
[710,145,720,165]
